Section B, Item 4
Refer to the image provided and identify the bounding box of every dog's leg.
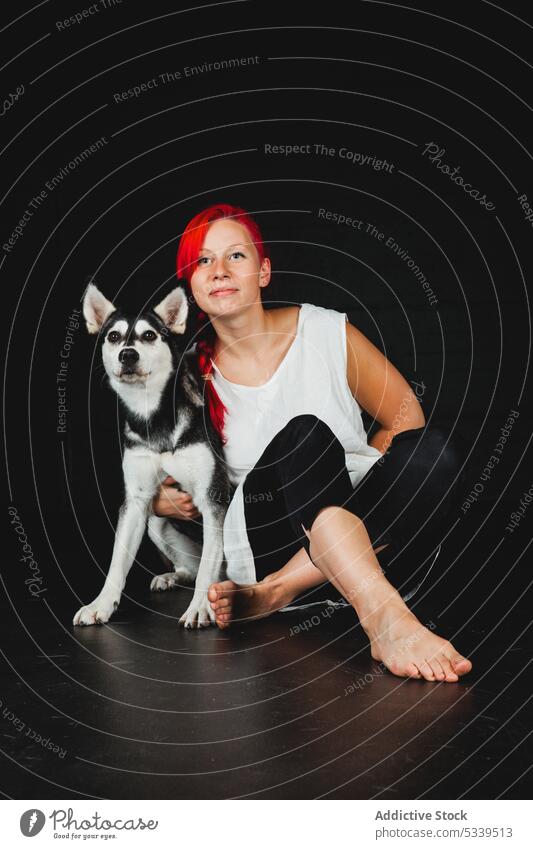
[159,446,227,628]
[179,506,225,628]
[147,515,200,591]
[73,452,160,626]
[73,498,150,625]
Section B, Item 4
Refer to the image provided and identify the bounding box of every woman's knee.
[407,427,467,508]
[422,427,464,478]
[304,505,362,537]
[278,414,342,451]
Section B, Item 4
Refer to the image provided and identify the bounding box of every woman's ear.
[153,286,189,334]
[259,257,271,288]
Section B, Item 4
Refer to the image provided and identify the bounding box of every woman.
[153,203,472,683]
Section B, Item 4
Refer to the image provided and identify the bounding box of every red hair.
[176,204,268,444]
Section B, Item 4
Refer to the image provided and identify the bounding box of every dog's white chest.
[160,442,215,499]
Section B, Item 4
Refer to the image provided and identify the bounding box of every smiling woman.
[152,203,472,683]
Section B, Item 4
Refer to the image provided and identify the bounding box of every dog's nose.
[118,347,139,365]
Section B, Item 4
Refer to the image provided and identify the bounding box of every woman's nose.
[213,257,229,278]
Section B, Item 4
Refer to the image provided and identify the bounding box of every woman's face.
[189,218,270,318]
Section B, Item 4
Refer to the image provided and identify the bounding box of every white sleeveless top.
[210,302,383,583]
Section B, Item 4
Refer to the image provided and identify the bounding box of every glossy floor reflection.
[1,559,530,800]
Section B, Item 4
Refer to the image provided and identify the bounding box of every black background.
[1,0,532,800]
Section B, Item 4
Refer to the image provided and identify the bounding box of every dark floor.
[1,523,531,800]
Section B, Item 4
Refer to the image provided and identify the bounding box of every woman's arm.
[345,321,425,454]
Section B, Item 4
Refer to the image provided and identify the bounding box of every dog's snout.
[118,347,139,365]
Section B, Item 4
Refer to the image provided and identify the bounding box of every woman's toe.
[451,655,472,675]
[405,662,422,678]
[216,612,232,628]
[430,656,446,680]
[209,580,237,604]
[438,654,459,681]
[208,584,220,603]
[418,660,436,681]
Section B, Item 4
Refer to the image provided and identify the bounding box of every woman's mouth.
[210,288,238,297]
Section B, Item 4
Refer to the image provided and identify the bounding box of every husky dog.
[73,283,232,628]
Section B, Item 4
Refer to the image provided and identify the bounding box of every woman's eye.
[229,251,245,260]
[197,256,211,265]
[108,331,121,343]
[142,330,157,341]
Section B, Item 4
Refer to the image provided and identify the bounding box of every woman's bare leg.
[209,505,472,682]
[303,506,472,682]
[208,542,388,626]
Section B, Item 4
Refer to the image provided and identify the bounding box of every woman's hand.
[152,476,201,521]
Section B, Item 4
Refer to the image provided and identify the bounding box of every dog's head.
[83,283,189,387]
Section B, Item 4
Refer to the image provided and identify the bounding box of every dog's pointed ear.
[153,286,189,335]
[83,283,116,334]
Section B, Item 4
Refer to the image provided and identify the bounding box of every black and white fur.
[73,283,232,628]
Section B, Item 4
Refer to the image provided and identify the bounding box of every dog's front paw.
[73,596,118,626]
[179,594,215,629]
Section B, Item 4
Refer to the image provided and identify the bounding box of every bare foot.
[207,577,286,629]
[364,602,472,682]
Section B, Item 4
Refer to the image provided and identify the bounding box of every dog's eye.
[108,331,121,343]
[142,330,157,342]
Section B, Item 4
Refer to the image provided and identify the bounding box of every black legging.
[242,415,466,602]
